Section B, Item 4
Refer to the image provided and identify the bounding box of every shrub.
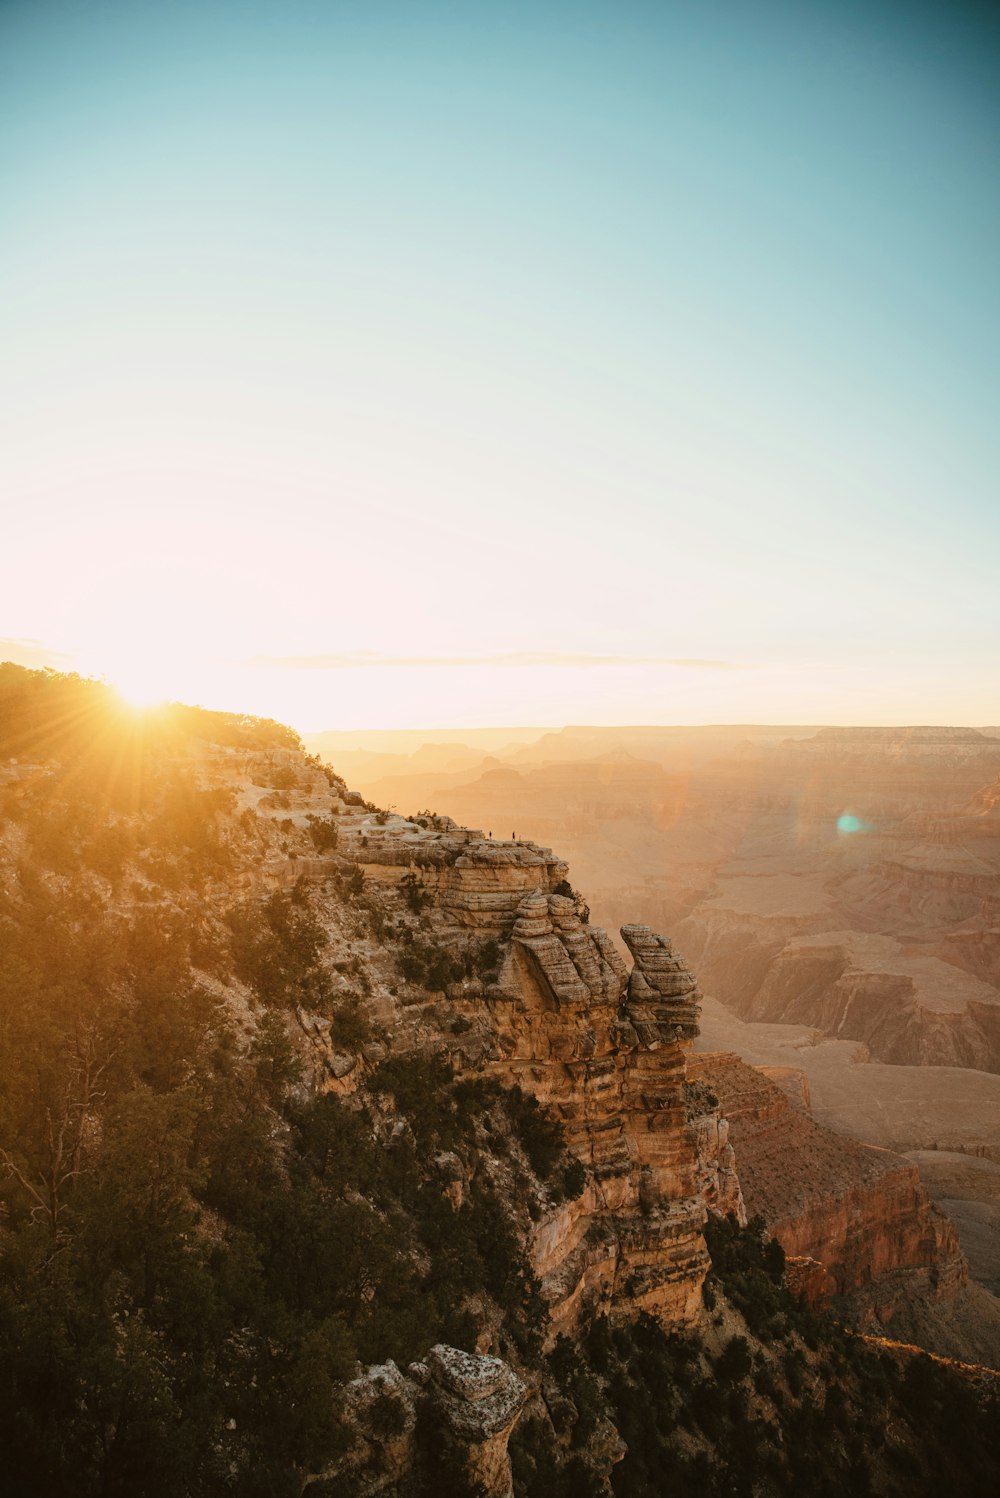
[228,885,330,1011]
[369,1390,407,1440]
[716,1336,752,1384]
[331,996,372,1051]
[507,1086,566,1181]
[307,816,339,851]
[399,873,430,914]
[562,1157,587,1200]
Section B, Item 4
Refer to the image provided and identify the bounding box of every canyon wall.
[214,743,975,1354]
[324,725,1000,1077]
[347,820,719,1333]
[682,920,1000,1071]
[688,1051,967,1329]
[232,767,744,1336]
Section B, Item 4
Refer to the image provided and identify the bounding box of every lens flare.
[837,812,863,834]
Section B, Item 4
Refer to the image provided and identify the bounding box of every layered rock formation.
[275,805,728,1337]
[327,723,1000,1079]
[686,1077,746,1225]
[685,923,1000,1072]
[311,1345,528,1498]
[483,898,712,1333]
[688,1051,967,1328]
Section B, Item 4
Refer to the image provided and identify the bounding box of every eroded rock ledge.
[208,754,973,1358]
[327,813,725,1335]
[480,892,714,1334]
[689,1050,967,1328]
[308,1344,528,1498]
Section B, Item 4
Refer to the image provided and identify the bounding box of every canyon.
[4,666,1000,1496]
[211,738,990,1366]
[308,723,1000,1314]
[226,739,998,1487]
[686,1051,1000,1366]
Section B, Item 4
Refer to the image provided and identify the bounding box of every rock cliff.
[5,669,1000,1498]
[211,746,978,1353]
[340,818,719,1334]
[683,923,1000,1072]
[312,1345,528,1498]
[488,903,714,1333]
[688,1051,968,1331]
[216,762,741,1337]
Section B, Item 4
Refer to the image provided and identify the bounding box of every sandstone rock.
[785,1255,836,1309]
[689,1051,968,1329]
[473,899,713,1334]
[688,1098,746,1224]
[309,1346,527,1498]
[250,780,722,1345]
[621,925,702,1041]
[310,1359,417,1496]
[424,1347,528,1498]
[433,1150,467,1208]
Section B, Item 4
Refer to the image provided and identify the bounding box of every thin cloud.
[0,637,73,668]
[249,651,740,671]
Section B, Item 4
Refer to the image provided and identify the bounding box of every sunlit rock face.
[621,923,703,1042]
[220,765,735,1341]
[688,1051,967,1326]
[479,889,715,1335]
[332,726,1000,1077]
[687,1079,747,1226]
[338,818,571,933]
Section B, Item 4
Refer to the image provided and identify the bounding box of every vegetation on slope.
[0,669,567,1496]
[511,1216,1000,1498]
[1,666,998,1498]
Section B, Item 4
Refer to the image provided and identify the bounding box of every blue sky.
[1,0,997,727]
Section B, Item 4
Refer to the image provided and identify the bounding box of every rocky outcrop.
[621,923,702,1041]
[423,1347,527,1497]
[339,817,571,932]
[689,1052,967,1328]
[483,891,712,1334]
[311,1345,528,1498]
[784,1255,835,1309]
[686,1077,746,1224]
[212,747,980,1356]
[276,797,725,1339]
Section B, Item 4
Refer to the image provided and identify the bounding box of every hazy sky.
[2,0,998,729]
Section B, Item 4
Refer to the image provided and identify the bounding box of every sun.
[94,645,179,711]
[72,577,239,716]
[112,673,169,711]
